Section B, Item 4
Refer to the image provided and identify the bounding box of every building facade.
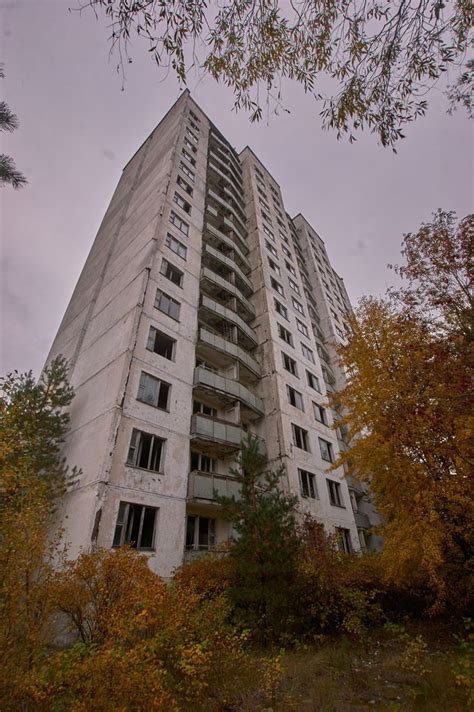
[46,92,380,578]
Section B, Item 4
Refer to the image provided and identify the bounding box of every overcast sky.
[1,0,473,377]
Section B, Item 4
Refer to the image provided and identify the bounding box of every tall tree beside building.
[217,434,302,641]
[0,356,76,704]
[334,212,474,612]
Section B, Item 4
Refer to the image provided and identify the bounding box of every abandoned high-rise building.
[47,92,380,577]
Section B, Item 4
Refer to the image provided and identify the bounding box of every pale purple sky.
[1,0,473,376]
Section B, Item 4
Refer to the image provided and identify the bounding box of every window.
[189,119,200,132]
[299,469,318,499]
[193,400,217,418]
[286,261,297,277]
[182,148,196,166]
[301,343,315,363]
[169,211,189,236]
[190,451,216,472]
[292,297,304,314]
[296,319,309,337]
[289,279,301,296]
[274,299,288,319]
[349,489,359,513]
[282,244,293,260]
[278,324,293,346]
[336,527,352,553]
[179,161,195,181]
[183,136,197,153]
[127,428,164,472]
[327,480,343,507]
[261,209,271,223]
[186,128,199,143]
[319,438,334,463]
[165,233,187,260]
[176,174,193,196]
[331,309,340,323]
[313,403,327,424]
[137,372,170,410]
[189,110,200,123]
[263,224,275,240]
[160,259,183,287]
[155,289,180,321]
[186,515,216,550]
[113,502,157,550]
[282,352,298,376]
[268,258,281,275]
[266,241,278,257]
[271,277,284,296]
[292,424,310,451]
[147,326,176,360]
[287,385,304,411]
[306,370,320,392]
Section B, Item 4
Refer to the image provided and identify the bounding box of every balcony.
[202,243,253,296]
[194,366,264,417]
[200,266,255,320]
[207,161,246,211]
[204,222,250,272]
[354,511,371,530]
[207,188,247,236]
[205,212,249,260]
[197,326,261,379]
[188,470,241,502]
[199,295,257,349]
[223,215,247,247]
[208,153,244,200]
[208,132,243,180]
[190,413,266,455]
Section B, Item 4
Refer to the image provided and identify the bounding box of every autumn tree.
[217,434,302,641]
[0,65,27,189]
[77,0,473,148]
[334,211,473,612]
[0,356,76,705]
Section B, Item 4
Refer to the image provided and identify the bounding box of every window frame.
[282,351,298,376]
[287,384,304,411]
[160,258,184,288]
[137,371,171,411]
[126,428,165,473]
[299,469,318,499]
[278,323,293,347]
[292,423,310,451]
[165,233,187,261]
[327,479,344,507]
[154,289,181,321]
[319,437,334,463]
[146,326,176,361]
[113,501,158,551]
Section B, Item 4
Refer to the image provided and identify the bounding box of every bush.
[25,547,278,711]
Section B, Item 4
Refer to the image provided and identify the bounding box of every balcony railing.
[208,132,243,180]
[202,243,253,296]
[198,326,261,378]
[199,295,257,347]
[205,213,249,261]
[354,511,371,529]
[188,470,241,502]
[204,221,250,265]
[208,154,245,202]
[190,414,266,455]
[194,366,264,415]
[207,188,247,235]
[200,267,255,319]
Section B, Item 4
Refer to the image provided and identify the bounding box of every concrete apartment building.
[46,91,380,578]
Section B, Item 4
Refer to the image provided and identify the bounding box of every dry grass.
[206,621,471,711]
